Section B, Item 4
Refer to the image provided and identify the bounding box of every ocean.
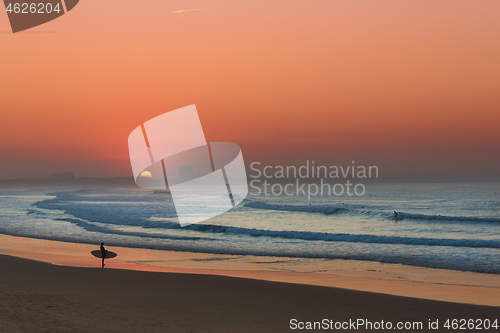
[0,182,499,274]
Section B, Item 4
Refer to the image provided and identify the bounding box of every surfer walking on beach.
[100,242,106,268]
[91,243,116,267]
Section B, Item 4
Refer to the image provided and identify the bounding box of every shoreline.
[1,234,499,307]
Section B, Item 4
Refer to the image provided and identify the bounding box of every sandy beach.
[0,235,499,332]
[0,254,499,333]
[1,234,499,306]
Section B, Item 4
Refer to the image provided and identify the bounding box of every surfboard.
[91,250,117,259]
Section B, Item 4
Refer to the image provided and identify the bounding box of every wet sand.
[0,234,499,307]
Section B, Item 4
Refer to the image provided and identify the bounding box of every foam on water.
[0,183,499,274]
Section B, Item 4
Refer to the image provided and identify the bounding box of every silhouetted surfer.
[394,211,398,220]
[91,244,116,265]
[100,242,106,268]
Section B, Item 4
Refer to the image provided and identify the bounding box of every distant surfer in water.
[100,242,106,268]
[394,211,398,220]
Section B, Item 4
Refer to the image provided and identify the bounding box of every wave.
[245,201,500,224]
[0,189,498,274]
[55,217,206,241]
[395,212,500,223]
[26,208,47,215]
[31,193,500,249]
[245,201,350,215]
[52,214,500,250]
[25,191,499,252]
[188,225,500,249]
[150,190,171,195]
[2,222,498,274]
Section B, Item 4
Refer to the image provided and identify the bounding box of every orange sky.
[1,0,499,179]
